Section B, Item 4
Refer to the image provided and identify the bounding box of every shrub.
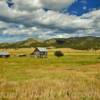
[54,51,64,57]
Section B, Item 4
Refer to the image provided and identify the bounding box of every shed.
[0,52,10,58]
[31,47,48,58]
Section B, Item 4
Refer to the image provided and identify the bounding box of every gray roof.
[37,47,47,52]
[0,52,10,56]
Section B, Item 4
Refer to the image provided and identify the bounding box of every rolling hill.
[0,36,100,50]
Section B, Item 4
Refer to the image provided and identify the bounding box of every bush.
[54,51,64,57]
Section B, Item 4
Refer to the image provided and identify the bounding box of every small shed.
[0,52,10,58]
[31,47,48,58]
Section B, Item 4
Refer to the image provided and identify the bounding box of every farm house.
[0,52,10,58]
[31,47,48,58]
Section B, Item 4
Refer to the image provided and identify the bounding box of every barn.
[31,47,48,58]
[0,52,10,58]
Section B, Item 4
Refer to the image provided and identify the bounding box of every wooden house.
[0,52,10,58]
[31,47,48,58]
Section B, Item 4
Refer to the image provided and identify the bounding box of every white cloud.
[14,0,42,11]
[39,0,75,10]
[13,0,75,11]
[0,0,100,42]
[0,1,28,18]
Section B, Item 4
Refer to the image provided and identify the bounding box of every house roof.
[36,47,47,52]
[0,52,10,56]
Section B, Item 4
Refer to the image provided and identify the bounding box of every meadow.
[0,48,100,100]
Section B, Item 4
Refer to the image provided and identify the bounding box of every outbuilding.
[31,47,48,58]
[0,52,10,58]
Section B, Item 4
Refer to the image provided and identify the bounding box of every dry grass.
[0,75,100,100]
[0,48,100,100]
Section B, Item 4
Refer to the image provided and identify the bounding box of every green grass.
[0,55,100,81]
[0,48,100,100]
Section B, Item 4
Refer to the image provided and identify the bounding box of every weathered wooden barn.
[31,47,48,58]
[0,52,10,58]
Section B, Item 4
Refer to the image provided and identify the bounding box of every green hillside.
[0,36,100,50]
[45,36,100,50]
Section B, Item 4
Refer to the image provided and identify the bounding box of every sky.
[0,0,100,42]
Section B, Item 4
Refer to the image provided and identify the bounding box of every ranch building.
[0,52,10,58]
[31,47,48,58]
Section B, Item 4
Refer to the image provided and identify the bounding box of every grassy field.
[0,48,100,100]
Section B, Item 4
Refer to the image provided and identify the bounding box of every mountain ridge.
[0,36,100,50]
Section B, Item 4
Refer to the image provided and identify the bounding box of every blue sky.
[0,0,100,42]
[68,0,100,15]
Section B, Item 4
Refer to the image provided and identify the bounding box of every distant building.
[31,47,48,58]
[0,52,10,58]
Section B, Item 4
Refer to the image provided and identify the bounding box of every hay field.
[0,48,100,100]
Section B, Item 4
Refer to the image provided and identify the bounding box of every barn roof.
[37,47,47,52]
[0,52,10,56]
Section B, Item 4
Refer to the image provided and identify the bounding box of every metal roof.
[0,52,10,56]
[37,47,47,52]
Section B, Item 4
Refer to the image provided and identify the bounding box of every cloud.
[39,0,75,10]
[0,1,28,18]
[0,7,92,31]
[0,0,100,42]
[13,0,75,11]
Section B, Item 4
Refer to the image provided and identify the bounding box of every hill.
[45,36,100,50]
[0,36,100,50]
[0,38,44,48]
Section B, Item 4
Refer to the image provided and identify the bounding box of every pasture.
[0,48,100,100]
